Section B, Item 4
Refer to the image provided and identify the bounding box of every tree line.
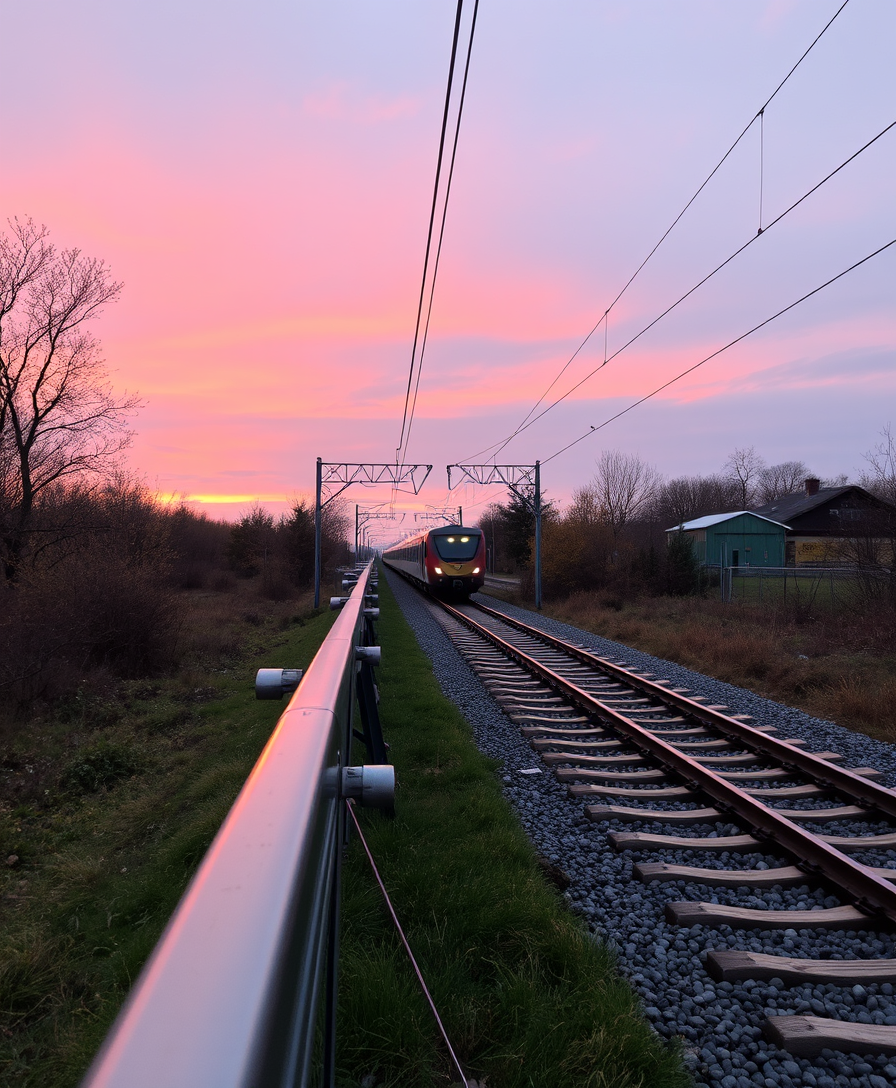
[477,442,896,600]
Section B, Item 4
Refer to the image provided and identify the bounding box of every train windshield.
[433,532,481,561]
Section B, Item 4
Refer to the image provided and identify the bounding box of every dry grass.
[535,591,896,742]
[172,579,318,670]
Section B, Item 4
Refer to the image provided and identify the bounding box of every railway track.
[385,567,896,1084]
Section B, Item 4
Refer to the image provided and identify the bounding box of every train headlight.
[472,567,480,574]
[434,566,443,574]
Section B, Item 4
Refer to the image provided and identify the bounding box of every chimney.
[805,477,820,497]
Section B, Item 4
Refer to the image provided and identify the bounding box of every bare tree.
[590,450,660,543]
[651,472,741,528]
[857,425,896,603]
[566,483,603,527]
[756,460,814,504]
[724,446,766,508]
[0,219,139,578]
[860,425,896,506]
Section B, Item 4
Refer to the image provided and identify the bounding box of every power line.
[395,0,464,466]
[395,0,479,475]
[540,237,896,465]
[460,0,853,464]
[464,117,895,460]
[400,0,480,471]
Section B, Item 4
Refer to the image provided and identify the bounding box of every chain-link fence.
[718,566,891,607]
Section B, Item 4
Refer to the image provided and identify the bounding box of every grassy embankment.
[486,585,896,742]
[0,586,338,1086]
[1,572,689,1088]
[336,572,688,1088]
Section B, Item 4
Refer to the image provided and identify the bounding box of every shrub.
[61,741,138,794]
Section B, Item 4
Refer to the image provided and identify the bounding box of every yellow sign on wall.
[795,540,837,564]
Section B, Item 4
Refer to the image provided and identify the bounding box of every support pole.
[314,457,323,608]
[458,506,463,525]
[534,459,542,610]
[354,504,360,560]
[447,461,545,607]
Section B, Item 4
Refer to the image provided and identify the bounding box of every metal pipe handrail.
[82,562,385,1088]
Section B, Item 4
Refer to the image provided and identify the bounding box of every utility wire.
[396,0,478,478]
[463,116,895,461]
[395,0,465,468]
[399,0,480,470]
[541,237,896,465]
[460,0,853,464]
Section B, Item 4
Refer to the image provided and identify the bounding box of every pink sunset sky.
[2,0,893,535]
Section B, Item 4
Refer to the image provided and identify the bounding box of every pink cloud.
[302,82,422,124]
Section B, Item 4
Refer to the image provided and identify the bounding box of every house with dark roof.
[665,511,789,568]
[752,478,896,567]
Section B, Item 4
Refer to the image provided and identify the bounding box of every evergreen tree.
[665,530,700,596]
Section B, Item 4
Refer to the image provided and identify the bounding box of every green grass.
[2,574,690,1088]
[0,605,339,1087]
[726,569,868,610]
[336,573,689,1088]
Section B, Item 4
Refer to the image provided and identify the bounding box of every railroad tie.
[741,784,829,798]
[695,750,840,767]
[754,805,870,823]
[532,738,622,750]
[764,1017,896,1059]
[510,714,593,726]
[554,767,667,782]
[519,724,606,737]
[635,862,808,888]
[541,751,647,766]
[706,948,896,984]
[610,831,763,853]
[645,726,713,737]
[665,738,737,750]
[570,784,694,799]
[587,804,723,824]
[665,901,868,930]
[609,828,896,853]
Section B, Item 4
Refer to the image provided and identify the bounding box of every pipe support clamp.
[342,765,395,809]
[255,668,303,700]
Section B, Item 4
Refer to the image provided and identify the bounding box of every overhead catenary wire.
[540,237,896,465]
[459,0,853,465]
[395,0,464,468]
[400,0,480,472]
[462,115,895,461]
[395,0,479,483]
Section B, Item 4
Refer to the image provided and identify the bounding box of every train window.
[433,533,481,561]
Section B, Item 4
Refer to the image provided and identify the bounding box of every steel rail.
[473,601,896,820]
[82,563,383,1088]
[438,599,896,923]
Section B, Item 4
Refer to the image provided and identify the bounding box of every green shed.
[666,511,789,568]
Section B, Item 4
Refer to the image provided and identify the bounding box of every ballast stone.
[385,570,896,1088]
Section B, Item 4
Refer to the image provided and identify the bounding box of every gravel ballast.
[384,569,896,1088]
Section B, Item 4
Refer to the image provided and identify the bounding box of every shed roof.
[751,485,885,522]
[665,511,790,533]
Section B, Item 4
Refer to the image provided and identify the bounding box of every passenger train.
[382,524,486,598]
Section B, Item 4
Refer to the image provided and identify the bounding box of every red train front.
[383,524,486,597]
